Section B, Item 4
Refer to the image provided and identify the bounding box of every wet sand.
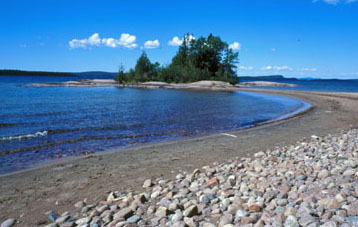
[1,89,358,226]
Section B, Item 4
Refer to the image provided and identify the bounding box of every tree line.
[0,70,77,77]
[115,33,239,84]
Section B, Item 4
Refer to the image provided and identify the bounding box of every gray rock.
[172,221,187,227]
[284,215,299,227]
[235,209,248,221]
[320,221,337,227]
[155,206,168,218]
[75,217,91,225]
[48,212,60,223]
[172,211,183,223]
[346,215,358,223]
[318,169,329,178]
[113,207,134,220]
[1,219,16,227]
[55,215,70,224]
[219,214,233,227]
[183,205,198,217]
[299,213,316,226]
[143,179,153,188]
[202,223,216,227]
[127,215,140,223]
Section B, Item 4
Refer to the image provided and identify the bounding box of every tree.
[115,33,240,84]
[115,64,126,83]
[134,51,153,82]
[220,46,239,80]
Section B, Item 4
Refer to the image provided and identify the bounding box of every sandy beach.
[1,89,358,226]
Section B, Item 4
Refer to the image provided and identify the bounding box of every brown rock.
[241,216,256,225]
[248,203,262,212]
[327,199,341,209]
[206,177,219,187]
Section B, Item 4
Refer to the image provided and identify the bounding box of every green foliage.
[115,64,126,83]
[115,34,240,84]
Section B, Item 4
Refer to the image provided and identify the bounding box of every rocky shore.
[1,90,358,226]
[29,79,298,90]
[239,81,298,88]
[4,128,358,226]
[30,80,237,91]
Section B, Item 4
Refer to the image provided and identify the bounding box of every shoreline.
[29,79,299,90]
[1,89,358,225]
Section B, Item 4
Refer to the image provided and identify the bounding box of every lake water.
[241,79,358,92]
[0,76,311,174]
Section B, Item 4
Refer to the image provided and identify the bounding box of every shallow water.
[0,76,310,174]
[241,79,358,92]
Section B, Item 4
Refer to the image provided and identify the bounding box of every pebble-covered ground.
[3,128,358,227]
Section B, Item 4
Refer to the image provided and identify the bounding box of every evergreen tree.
[115,64,126,83]
[115,34,240,84]
[134,51,153,82]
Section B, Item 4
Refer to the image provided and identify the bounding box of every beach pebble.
[143,179,153,188]
[183,205,198,217]
[113,207,133,220]
[39,129,358,227]
[1,219,16,227]
[127,215,140,223]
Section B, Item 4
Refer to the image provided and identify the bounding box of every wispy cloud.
[229,42,241,51]
[144,39,160,49]
[69,33,138,49]
[299,68,318,72]
[261,65,293,71]
[313,0,357,4]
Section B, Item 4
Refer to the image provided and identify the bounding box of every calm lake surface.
[241,79,358,92]
[0,76,311,174]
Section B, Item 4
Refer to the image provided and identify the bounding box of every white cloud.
[314,0,357,4]
[300,68,318,72]
[238,66,254,70]
[117,33,138,48]
[69,33,138,49]
[144,39,160,49]
[69,38,88,49]
[168,36,183,46]
[261,66,273,70]
[168,35,195,46]
[87,33,101,46]
[101,38,118,48]
[229,42,241,51]
[324,0,339,4]
[261,65,293,71]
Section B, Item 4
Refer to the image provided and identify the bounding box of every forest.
[115,34,239,84]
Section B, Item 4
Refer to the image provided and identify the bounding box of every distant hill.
[75,71,117,77]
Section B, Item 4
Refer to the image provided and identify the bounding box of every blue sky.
[1,0,358,78]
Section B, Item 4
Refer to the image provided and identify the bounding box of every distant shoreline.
[0,70,77,77]
[29,79,300,89]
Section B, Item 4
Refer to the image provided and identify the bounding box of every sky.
[1,0,358,79]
